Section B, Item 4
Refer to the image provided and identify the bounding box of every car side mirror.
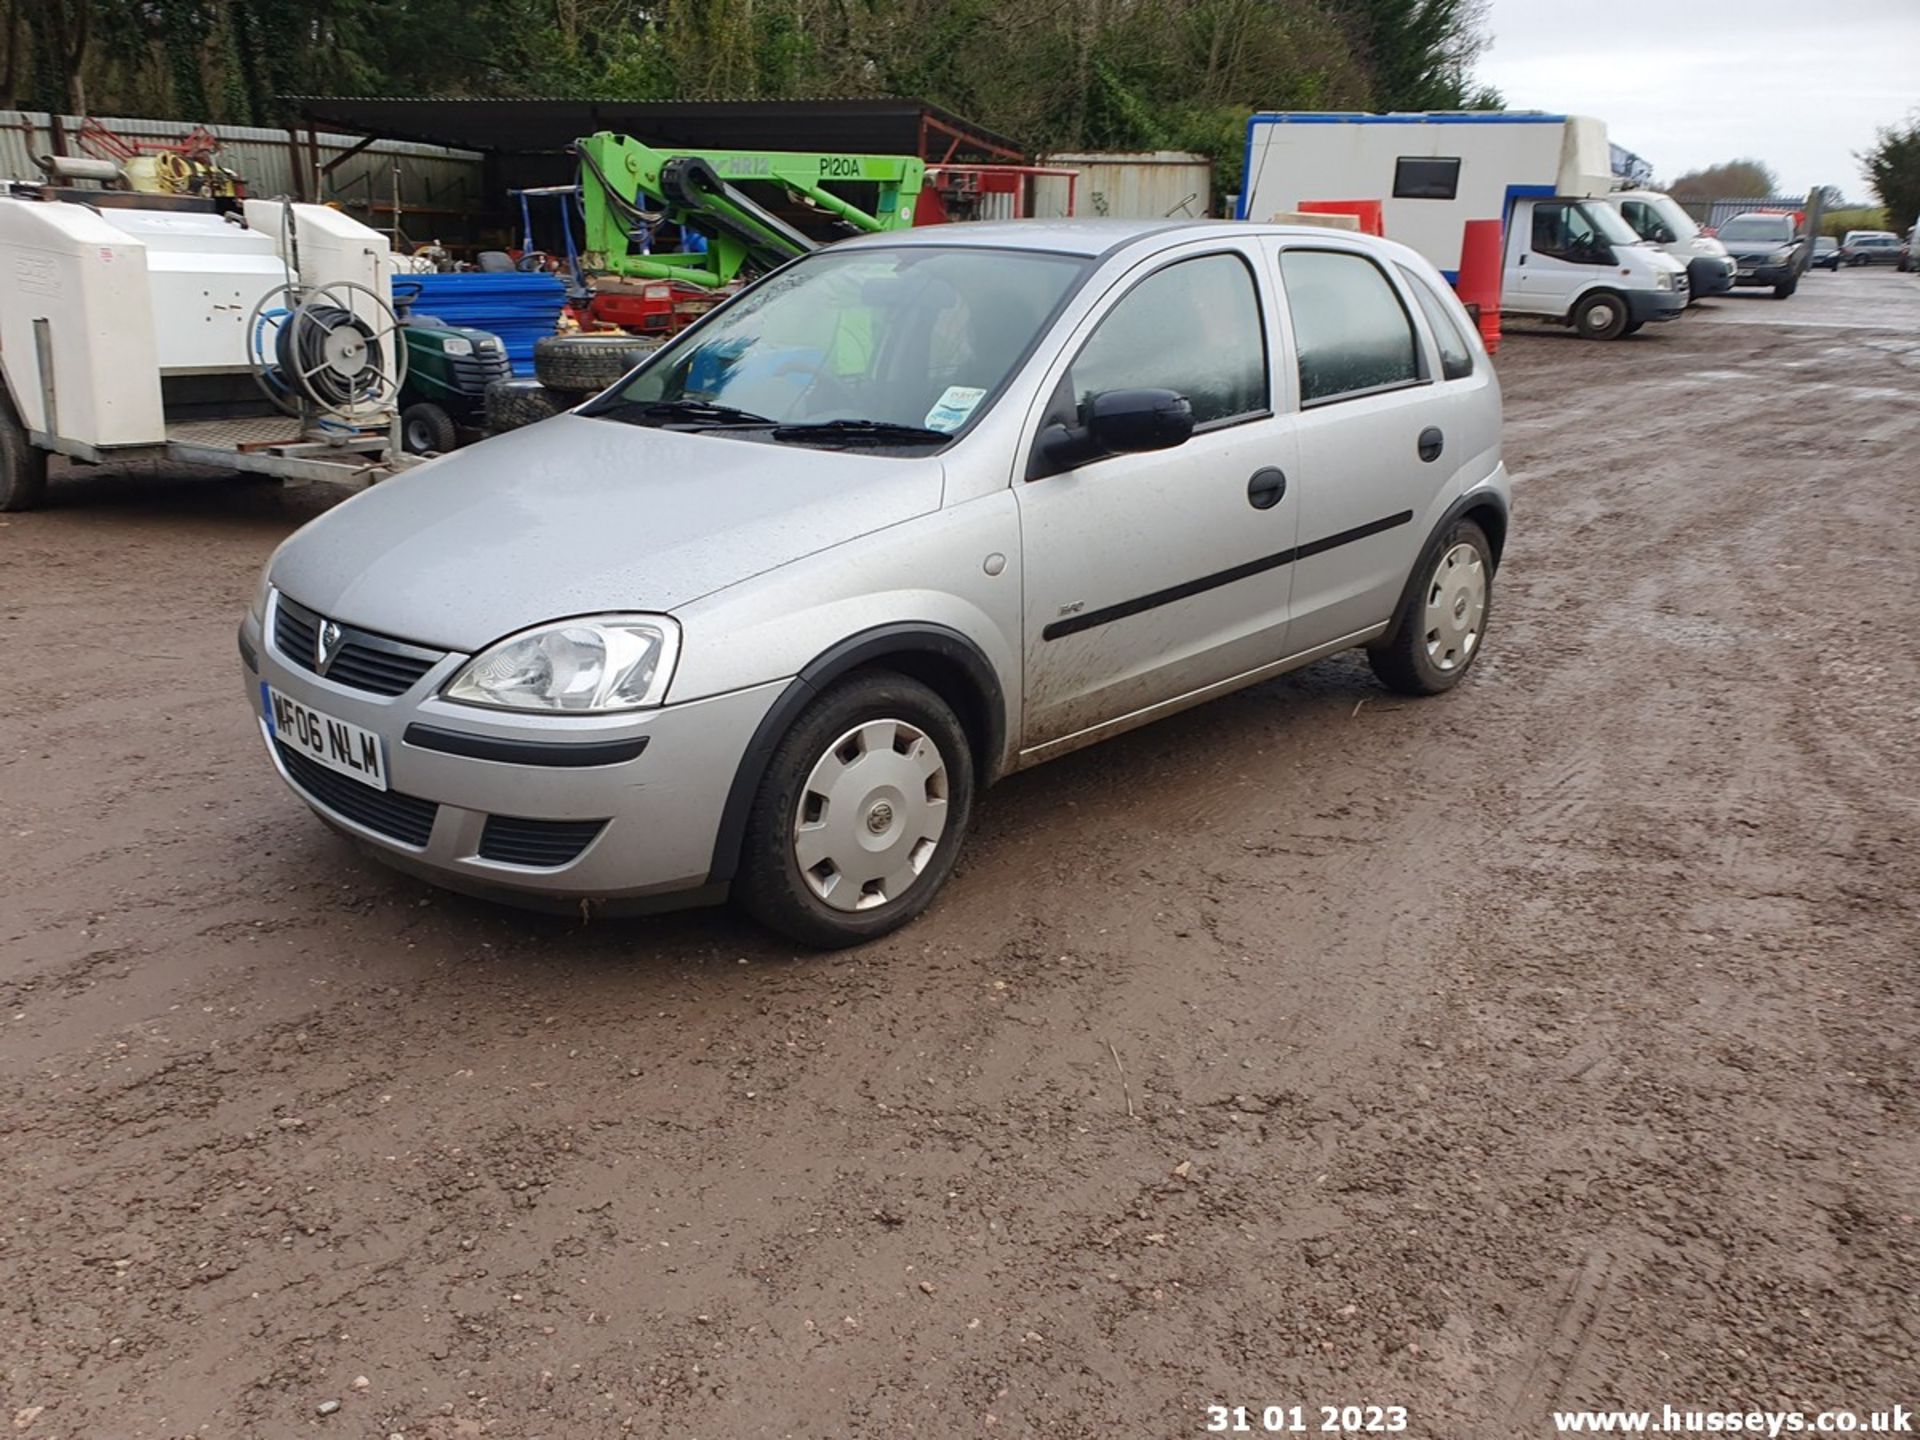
[1041,388,1195,468]
[1652,226,1676,244]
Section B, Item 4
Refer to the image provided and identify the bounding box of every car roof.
[835,217,1413,259]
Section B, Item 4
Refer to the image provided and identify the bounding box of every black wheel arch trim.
[1374,489,1510,650]
[705,623,1008,888]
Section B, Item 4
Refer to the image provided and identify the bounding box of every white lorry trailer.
[0,180,412,511]
[1239,112,1688,340]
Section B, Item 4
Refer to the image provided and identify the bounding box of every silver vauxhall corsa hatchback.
[239,219,1510,947]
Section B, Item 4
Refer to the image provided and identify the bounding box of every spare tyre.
[485,378,563,434]
[533,333,660,393]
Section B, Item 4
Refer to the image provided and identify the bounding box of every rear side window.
[1396,264,1475,381]
[1279,249,1421,405]
[1069,252,1268,426]
[1393,156,1460,200]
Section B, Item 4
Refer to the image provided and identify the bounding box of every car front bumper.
[1731,260,1795,286]
[1688,256,1736,297]
[239,599,784,911]
[1626,288,1688,323]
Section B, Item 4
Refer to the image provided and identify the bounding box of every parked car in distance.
[1840,230,1902,266]
[1810,235,1841,271]
[1717,212,1805,297]
[239,219,1510,946]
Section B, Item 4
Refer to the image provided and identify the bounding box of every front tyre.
[736,671,975,948]
[1573,291,1630,341]
[401,401,459,455]
[1772,278,1798,299]
[1368,519,1494,696]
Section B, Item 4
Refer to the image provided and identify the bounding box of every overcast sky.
[1474,0,1920,199]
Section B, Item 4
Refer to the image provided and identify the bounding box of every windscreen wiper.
[770,418,952,445]
[596,398,776,428]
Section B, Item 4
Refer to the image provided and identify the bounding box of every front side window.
[1620,200,1660,240]
[1067,252,1268,427]
[1280,249,1421,405]
[1531,201,1615,263]
[595,245,1087,443]
[1397,265,1475,381]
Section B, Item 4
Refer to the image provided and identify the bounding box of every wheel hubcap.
[794,719,949,912]
[1423,543,1487,673]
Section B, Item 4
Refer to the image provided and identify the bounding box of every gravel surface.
[3,268,1917,1439]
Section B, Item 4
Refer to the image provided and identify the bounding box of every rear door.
[1013,241,1301,749]
[1270,242,1448,652]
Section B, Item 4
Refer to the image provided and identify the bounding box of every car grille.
[276,741,439,847]
[477,815,607,868]
[273,594,444,697]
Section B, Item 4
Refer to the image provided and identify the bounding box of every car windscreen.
[1719,217,1794,243]
[588,245,1090,443]
[1578,201,1642,247]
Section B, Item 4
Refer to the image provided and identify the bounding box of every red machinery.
[917,165,1079,224]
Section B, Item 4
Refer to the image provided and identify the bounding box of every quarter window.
[1279,249,1421,404]
[1069,253,1268,427]
[1397,264,1475,381]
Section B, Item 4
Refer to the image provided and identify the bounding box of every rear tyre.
[0,399,49,512]
[400,401,459,455]
[1368,518,1494,697]
[532,333,660,393]
[1773,279,1798,299]
[1572,291,1630,341]
[736,670,975,949]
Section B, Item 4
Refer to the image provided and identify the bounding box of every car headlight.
[444,616,680,712]
[1653,270,1674,291]
[442,337,475,358]
[1769,248,1795,264]
[252,569,275,622]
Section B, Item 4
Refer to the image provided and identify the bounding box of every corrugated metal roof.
[282,95,1025,163]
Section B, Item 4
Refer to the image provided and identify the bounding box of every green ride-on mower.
[392,280,513,454]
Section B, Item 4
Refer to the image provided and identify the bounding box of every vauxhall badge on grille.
[315,619,343,674]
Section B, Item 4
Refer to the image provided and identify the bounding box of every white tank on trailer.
[102,207,287,374]
[0,196,167,446]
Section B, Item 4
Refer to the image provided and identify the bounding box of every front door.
[1508,198,1610,318]
[1014,244,1301,750]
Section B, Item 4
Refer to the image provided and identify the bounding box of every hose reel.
[247,280,408,424]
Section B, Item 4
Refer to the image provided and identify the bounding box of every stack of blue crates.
[399,273,567,377]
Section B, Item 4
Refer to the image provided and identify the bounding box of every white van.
[1240,112,1689,339]
[1606,190,1735,300]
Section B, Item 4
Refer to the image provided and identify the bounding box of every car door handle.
[1417,427,1444,463]
[1246,467,1287,510]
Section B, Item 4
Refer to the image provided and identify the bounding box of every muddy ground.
[3,269,1918,1440]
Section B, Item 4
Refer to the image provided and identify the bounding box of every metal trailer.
[0,181,414,510]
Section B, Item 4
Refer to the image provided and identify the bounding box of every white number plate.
[262,684,387,791]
